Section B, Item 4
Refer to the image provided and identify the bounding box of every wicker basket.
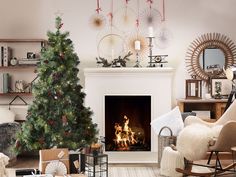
[158,126,177,165]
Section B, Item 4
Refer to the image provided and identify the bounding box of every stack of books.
[0,73,11,93]
[0,45,12,67]
[18,58,40,65]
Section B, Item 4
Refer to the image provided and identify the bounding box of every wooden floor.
[7,156,236,177]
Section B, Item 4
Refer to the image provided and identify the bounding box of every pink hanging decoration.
[108,0,114,27]
[136,0,140,28]
[125,0,130,4]
[146,0,153,9]
[95,0,102,14]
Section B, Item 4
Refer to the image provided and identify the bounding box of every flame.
[113,115,140,150]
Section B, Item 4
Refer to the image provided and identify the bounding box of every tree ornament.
[48,119,54,126]
[59,52,65,59]
[55,16,63,30]
[62,115,68,125]
[38,137,45,145]
[15,140,21,149]
[44,60,49,64]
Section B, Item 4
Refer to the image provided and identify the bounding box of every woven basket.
[158,126,177,165]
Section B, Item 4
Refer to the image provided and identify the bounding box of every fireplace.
[105,95,151,151]
[84,67,173,163]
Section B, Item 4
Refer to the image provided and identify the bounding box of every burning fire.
[113,115,143,150]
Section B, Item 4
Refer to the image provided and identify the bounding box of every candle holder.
[134,51,141,67]
[147,36,155,67]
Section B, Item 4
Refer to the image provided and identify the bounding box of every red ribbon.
[125,0,130,4]
[95,0,102,14]
[146,0,153,9]
[136,19,139,27]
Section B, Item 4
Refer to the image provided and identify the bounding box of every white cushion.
[0,108,15,124]
[150,106,184,136]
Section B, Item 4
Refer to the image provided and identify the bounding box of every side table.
[85,153,108,177]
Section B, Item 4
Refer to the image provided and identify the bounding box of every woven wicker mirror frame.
[186,33,236,82]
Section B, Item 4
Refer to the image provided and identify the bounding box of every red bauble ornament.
[48,119,54,126]
[15,139,21,148]
[62,115,68,124]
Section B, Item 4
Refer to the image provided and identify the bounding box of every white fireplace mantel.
[84,67,174,163]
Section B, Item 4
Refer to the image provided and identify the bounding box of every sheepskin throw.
[177,124,215,161]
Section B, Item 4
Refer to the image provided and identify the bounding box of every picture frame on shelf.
[211,78,232,99]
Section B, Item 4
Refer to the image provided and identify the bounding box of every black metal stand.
[224,90,236,112]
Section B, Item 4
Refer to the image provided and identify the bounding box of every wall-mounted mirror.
[186,33,236,82]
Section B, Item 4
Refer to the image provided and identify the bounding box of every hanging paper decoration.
[127,33,148,60]
[139,0,162,34]
[155,26,173,49]
[154,0,173,49]
[89,0,106,30]
[113,0,136,33]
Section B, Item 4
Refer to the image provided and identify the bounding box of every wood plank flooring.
[7,156,236,177]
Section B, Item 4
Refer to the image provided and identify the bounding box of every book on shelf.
[18,58,40,65]
[0,73,3,93]
[3,45,12,67]
[1,73,11,93]
[0,46,3,67]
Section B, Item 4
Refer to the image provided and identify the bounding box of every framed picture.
[211,78,232,98]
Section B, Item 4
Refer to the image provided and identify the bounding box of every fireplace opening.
[105,95,151,151]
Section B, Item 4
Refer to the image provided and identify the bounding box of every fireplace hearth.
[105,96,151,152]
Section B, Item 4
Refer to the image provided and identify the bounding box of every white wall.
[1,0,236,107]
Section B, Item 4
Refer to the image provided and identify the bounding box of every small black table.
[85,153,108,177]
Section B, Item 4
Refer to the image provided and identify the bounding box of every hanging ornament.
[48,119,55,126]
[59,52,65,59]
[112,0,136,33]
[15,140,21,148]
[89,0,106,30]
[38,137,45,145]
[62,115,68,126]
[154,24,173,49]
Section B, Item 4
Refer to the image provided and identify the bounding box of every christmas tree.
[15,17,98,153]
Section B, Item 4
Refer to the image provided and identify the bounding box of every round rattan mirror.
[186,33,236,82]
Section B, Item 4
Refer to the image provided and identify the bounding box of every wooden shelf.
[177,98,227,120]
[0,39,46,43]
[0,65,37,71]
[0,92,32,96]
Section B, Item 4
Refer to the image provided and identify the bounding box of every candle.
[134,40,141,51]
[148,26,154,37]
[111,49,114,59]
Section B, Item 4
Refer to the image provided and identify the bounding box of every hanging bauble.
[48,119,54,126]
[59,52,65,59]
[62,115,68,125]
